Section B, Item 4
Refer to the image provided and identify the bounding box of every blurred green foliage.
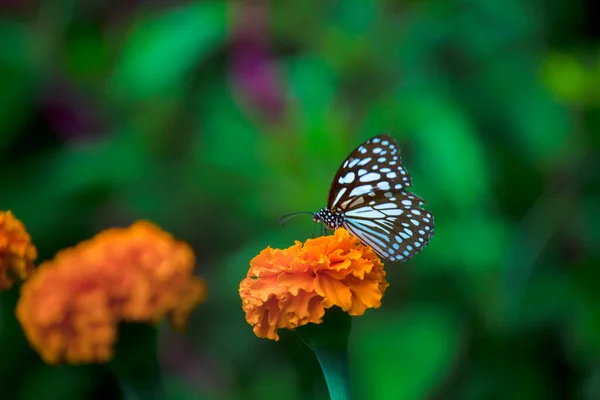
[0,0,599,399]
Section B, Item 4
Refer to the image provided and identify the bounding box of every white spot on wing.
[339,171,355,184]
[374,203,396,210]
[358,157,371,166]
[345,207,385,219]
[349,185,372,198]
[360,172,381,182]
[331,187,347,207]
[377,181,390,190]
[382,209,403,216]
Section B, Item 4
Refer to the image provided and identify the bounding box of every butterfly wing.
[327,135,414,212]
[341,189,434,262]
[327,134,434,262]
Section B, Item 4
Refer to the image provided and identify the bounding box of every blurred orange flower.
[0,211,37,290]
[16,221,206,365]
[239,228,389,340]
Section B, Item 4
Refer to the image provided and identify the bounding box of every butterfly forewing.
[325,134,434,262]
[327,135,413,211]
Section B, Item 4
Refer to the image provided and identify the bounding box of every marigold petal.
[278,271,315,295]
[240,228,388,340]
[344,275,387,315]
[316,274,353,311]
[249,244,301,277]
[279,290,325,328]
[246,275,286,301]
[252,295,282,340]
[0,211,37,290]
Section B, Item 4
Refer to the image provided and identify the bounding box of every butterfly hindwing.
[341,189,434,262]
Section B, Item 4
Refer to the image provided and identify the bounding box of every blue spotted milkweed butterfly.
[281,134,434,262]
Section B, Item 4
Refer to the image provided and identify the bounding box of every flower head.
[239,228,389,340]
[16,221,206,364]
[0,211,37,290]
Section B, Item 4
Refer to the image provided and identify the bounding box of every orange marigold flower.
[239,228,389,341]
[0,211,37,290]
[16,221,206,365]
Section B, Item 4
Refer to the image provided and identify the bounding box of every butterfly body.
[313,134,434,263]
[312,208,344,230]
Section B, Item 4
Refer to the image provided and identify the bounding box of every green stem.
[297,307,353,400]
[108,323,164,400]
[312,345,352,400]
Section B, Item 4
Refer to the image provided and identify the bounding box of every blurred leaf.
[566,261,600,361]
[163,375,224,400]
[0,20,34,152]
[17,364,94,400]
[541,52,589,104]
[187,77,272,218]
[286,55,341,147]
[352,306,462,400]
[418,213,509,274]
[0,19,34,69]
[398,93,491,209]
[331,0,377,37]
[486,61,572,168]
[109,2,226,102]
[518,270,572,329]
[65,25,110,83]
[0,132,151,252]
[0,67,32,153]
[246,363,302,400]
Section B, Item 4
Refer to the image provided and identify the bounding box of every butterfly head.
[313,208,344,231]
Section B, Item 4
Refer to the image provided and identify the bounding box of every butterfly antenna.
[279,211,313,226]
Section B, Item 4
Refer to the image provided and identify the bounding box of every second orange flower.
[16,221,206,365]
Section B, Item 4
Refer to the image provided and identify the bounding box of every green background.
[1,1,599,399]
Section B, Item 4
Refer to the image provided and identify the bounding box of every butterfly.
[280,134,434,262]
